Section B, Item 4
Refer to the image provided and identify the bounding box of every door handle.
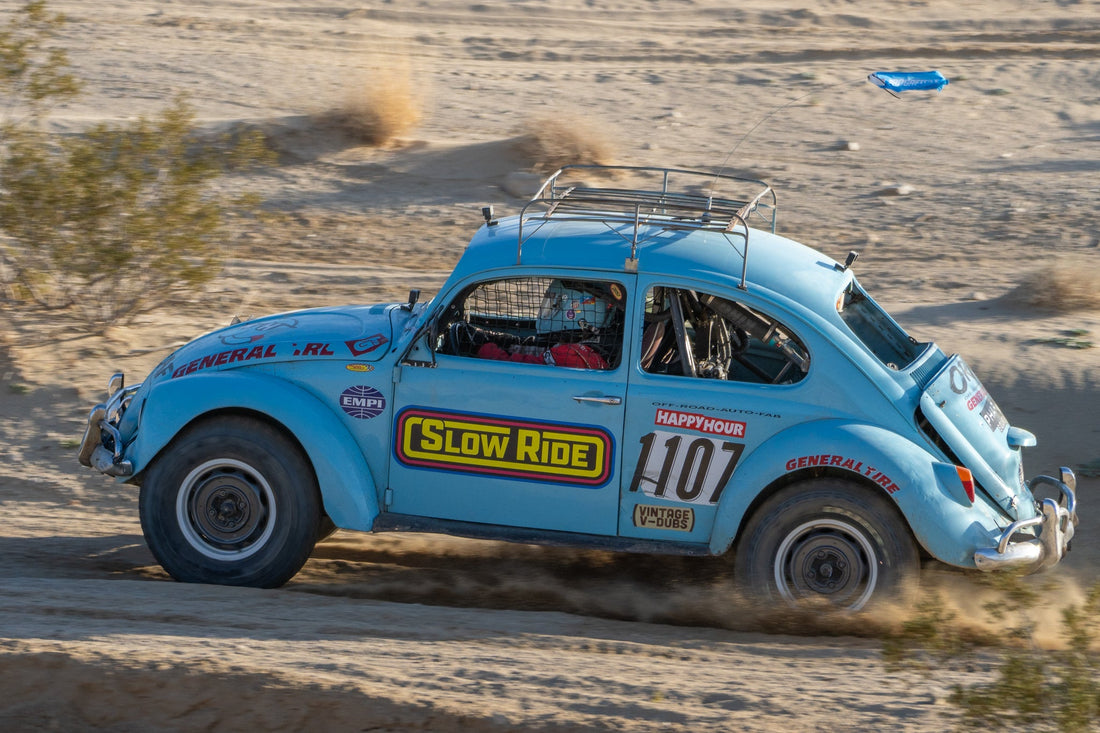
[572,395,622,405]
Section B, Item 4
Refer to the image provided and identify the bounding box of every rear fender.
[127,372,379,531]
[709,420,1005,568]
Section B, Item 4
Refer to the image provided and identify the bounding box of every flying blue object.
[868,71,949,96]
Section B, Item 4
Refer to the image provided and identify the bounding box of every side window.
[640,287,809,384]
[435,277,627,370]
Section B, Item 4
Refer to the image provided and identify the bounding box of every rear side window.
[837,282,924,370]
[641,286,809,385]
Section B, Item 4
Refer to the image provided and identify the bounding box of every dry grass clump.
[513,115,615,172]
[1008,261,1100,313]
[315,68,422,147]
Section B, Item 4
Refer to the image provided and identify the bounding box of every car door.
[619,280,815,543]
[388,274,634,535]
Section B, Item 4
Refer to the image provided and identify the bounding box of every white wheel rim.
[773,518,879,611]
[175,458,277,560]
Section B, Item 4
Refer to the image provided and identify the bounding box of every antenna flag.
[868,71,949,97]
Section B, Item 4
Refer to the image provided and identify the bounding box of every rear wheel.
[139,416,321,588]
[735,479,919,610]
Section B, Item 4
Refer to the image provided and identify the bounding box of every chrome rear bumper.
[974,468,1078,572]
[77,373,139,477]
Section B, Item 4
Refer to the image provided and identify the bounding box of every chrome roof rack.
[516,165,777,289]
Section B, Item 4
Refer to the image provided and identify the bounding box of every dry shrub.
[1,96,270,331]
[1009,261,1100,313]
[316,67,421,147]
[513,115,615,172]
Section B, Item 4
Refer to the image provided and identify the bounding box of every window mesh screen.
[439,277,625,369]
[466,277,551,322]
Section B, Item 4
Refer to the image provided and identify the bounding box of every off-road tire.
[316,515,338,542]
[735,479,919,611]
[139,416,321,588]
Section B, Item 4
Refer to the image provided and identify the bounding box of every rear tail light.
[956,466,975,504]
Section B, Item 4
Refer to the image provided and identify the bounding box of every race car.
[79,164,1078,611]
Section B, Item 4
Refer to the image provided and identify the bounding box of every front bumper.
[77,372,140,477]
[973,468,1078,572]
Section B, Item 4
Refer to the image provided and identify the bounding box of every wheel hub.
[790,537,862,596]
[209,488,251,532]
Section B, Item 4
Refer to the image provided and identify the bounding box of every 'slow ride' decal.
[395,408,613,487]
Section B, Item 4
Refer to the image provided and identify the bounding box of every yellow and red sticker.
[395,408,612,486]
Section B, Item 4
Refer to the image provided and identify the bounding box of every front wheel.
[139,416,322,588]
[735,479,919,611]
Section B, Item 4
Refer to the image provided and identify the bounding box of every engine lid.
[920,355,1033,520]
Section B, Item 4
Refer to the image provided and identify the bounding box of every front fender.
[708,420,1009,568]
[127,372,380,531]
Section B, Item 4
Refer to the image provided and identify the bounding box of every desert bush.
[884,576,1100,731]
[1010,262,1100,314]
[314,67,422,146]
[513,114,615,172]
[0,1,271,331]
[1,99,271,327]
[0,0,80,119]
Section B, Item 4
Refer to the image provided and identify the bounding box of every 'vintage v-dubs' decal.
[395,408,613,487]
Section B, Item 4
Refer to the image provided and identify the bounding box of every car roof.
[455,214,850,316]
[446,166,852,315]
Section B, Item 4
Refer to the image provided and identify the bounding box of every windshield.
[837,281,925,370]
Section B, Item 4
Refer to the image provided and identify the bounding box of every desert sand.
[1,0,1098,730]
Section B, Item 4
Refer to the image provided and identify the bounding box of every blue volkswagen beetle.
[78,165,1078,610]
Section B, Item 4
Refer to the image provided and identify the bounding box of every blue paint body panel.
[89,166,1060,586]
[126,371,381,530]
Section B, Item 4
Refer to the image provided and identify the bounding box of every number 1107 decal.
[628,431,745,505]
